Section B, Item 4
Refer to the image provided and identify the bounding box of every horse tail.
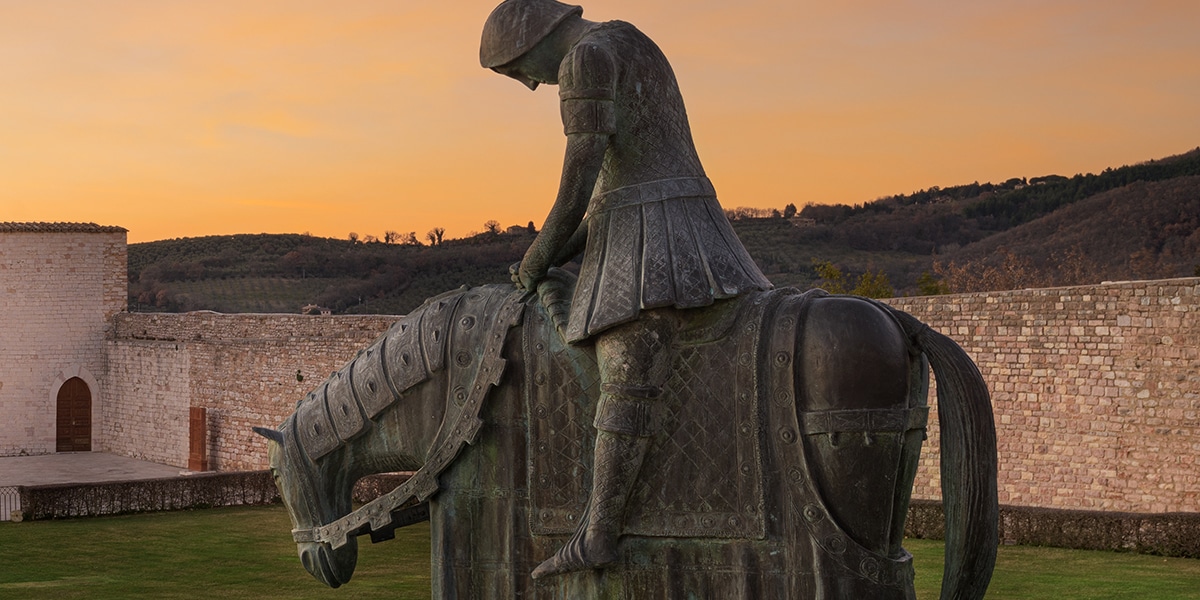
[885,306,998,600]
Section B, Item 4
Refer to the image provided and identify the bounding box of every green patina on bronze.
[257,2,999,597]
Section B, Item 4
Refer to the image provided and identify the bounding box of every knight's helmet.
[480,0,583,68]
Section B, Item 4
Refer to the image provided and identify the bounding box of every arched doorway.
[56,377,92,452]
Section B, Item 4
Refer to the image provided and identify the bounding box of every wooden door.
[56,377,92,452]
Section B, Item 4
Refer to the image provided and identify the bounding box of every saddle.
[525,280,821,540]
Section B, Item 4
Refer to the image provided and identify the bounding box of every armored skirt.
[564,177,773,344]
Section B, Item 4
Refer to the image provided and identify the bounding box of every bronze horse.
[256,280,997,599]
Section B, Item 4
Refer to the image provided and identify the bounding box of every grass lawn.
[2,505,1198,599]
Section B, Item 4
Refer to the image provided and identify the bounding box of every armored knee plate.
[593,383,662,437]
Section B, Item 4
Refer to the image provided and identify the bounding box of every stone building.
[0,222,127,456]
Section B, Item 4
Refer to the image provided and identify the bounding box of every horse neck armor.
[287,285,526,548]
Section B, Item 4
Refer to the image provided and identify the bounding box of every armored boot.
[531,384,659,579]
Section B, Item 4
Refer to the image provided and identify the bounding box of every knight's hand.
[509,262,524,288]
[518,261,544,291]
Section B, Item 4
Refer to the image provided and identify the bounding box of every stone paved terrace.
[0,452,185,487]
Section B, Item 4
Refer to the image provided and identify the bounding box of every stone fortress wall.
[101,278,1198,516]
[105,312,396,471]
[886,278,1199,514]
[0,224,126,457]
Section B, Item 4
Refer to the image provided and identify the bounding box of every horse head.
[252,284,522,588]
[255,422,360,588]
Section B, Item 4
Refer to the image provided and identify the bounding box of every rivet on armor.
[455,351,472,367]
[860,557,880,579]
[534,372,547,385]
[535,406,548,418]
[460,315,476,330]
[827,535,847,554]
[788,468,804,483]
[738,352,752,366]
[701,516,715,528]
[779,427,796,443]
[774,351,791,366]
[739,463,751,475]
[728,516,740,528]
[534,342,545,352]
[774,388,791,406]
[802,504,823,522]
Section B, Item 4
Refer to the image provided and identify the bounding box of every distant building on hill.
[301,304,332,316]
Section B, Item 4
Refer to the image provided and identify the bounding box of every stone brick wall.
[886,278,1199,514]
[106,312,396,470]
[0,224,126,456]
[100,278,1198,515]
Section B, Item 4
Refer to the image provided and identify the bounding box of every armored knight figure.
[481,0,772,578]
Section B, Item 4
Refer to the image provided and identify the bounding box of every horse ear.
[252,426,285,443]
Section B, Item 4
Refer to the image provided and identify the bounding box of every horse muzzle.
[298,539,358,588]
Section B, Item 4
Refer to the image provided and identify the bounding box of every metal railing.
[0,486,19,521]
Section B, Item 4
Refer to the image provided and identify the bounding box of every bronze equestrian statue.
[482,0,773,579]
[255,2,998,598]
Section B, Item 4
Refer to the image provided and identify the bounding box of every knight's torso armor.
[558,21,772,343]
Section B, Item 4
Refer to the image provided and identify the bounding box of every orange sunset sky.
[2,1,1198,244]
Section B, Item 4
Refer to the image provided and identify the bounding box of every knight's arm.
[519,134,607,286]
[519,41,616,287]
[549,221,589,267]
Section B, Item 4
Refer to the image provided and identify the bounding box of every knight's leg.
[531,310,676,579]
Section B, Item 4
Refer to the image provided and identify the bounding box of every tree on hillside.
[811,259,894,298]
[347,232,359,244]
[426,227,445,246]
[363,234,378,244]
[916,271,950,296]
[384,231,398,244]
[934,248,1041,293]
[784,203,797,218]
[527,221,537,234]
[400,232,420,246]
[483,220,502,235]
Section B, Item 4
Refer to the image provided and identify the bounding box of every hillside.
[128,148,1200,313]
[939,176,1200,288]
[130,231,531,314]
